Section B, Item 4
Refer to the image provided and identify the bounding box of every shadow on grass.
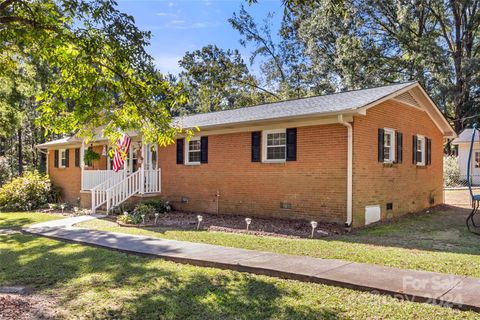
[0,233,342,319]
[0,217,34,230]
[329,205,480,255]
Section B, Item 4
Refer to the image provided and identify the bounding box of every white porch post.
[140,141,145,194]
[80,139,85,191]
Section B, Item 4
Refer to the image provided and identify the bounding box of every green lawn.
[0,211,63,229]
[0,226,476,318]
[77,206,480,278]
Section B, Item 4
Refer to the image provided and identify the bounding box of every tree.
[285,0,479,131]
[0,0,186,145]
[178,45,276,113]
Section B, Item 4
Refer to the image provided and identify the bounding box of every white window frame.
[185,136,201,165]
[416,134,426,166]
[59,149,67,168]
[262,129,287,163]
[383,128,396,163]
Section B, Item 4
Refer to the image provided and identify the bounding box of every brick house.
[37,81,455,227]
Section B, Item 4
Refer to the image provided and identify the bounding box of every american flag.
[112,134,131,172]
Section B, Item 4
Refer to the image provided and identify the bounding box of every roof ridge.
[176,81,417,119]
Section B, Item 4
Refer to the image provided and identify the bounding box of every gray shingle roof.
[176,81,416,129]
[452,129,479,144]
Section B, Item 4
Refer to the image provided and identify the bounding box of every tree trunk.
[18,128,23,176]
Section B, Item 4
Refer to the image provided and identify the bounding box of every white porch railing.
[82,170,118,190]
[106,170,141,212]
[143,169,161,194]
[91,171,127,212]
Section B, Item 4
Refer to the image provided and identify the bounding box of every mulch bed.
[111,211,349,239]
[0,293,58,320]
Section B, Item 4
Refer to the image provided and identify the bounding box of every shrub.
[117,213,143,225]
[133,203,157,218]
[141,199,170,213]
[444,155,460,187]
[0,171,53,211]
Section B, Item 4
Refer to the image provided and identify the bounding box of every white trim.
[383,128,396,163]
[416,134,426,166]
[185,136,201,165]
[262,129,287,163]
[59,148,67,168]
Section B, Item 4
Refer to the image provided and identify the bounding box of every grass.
[77,206,480,278]
[0,211,63,229]
[0,227,477,318]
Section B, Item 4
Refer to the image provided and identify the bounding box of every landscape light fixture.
[155,212,160,224]
[310,221,318,238]
[245,218,252,231]
[197,215,203,230]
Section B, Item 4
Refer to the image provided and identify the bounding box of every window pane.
[384,134,391,147]
[267,146,286,160]
[384,147,390,160]
[189,140,200,151]
[189,150,201,162]
[267,132,286,146]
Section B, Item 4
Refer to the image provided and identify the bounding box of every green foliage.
[178,45,274,113]
[0,0,188,146]
[117,212,143,225]
[0,171,52,211]
[141,199,170,213]
[83,149,100,166]
[133,203,157,218]
[0,156,11,186]
[444,155,461,187]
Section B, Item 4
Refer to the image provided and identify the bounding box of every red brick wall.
[48,145,108,204]
[47,147,81,204]
[158,124,348,223]
[352,100,444,226]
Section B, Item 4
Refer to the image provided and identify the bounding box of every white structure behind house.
[452,129,480,185]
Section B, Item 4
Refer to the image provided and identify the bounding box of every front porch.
[78,139,161,213]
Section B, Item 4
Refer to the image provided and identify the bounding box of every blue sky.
[116,0,283,75]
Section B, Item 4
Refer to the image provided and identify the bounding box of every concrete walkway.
[24,215,480,312]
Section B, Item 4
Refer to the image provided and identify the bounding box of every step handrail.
[91,171,127,213]
[106,170,141,213]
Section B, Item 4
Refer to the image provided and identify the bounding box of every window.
[59,149,67,168]
[416,135,426,166]
[383,129,396,163]
[262,129,287,162]
[186,137,201,165]
[475,152,480,168]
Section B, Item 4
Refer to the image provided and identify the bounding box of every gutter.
[338,114,353,227]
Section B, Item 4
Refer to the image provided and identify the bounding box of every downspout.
[338,114,353,227]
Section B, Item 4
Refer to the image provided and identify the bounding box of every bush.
[133,203,157,218]
[0,171,53,211]
[444,155,460,187]
[141,199,170,213]
[117,213,143,225]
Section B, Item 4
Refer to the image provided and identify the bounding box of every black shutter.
[251,131,261,162]
[378,128,384,162]
[75,148,80,167]
[286,128,297,161]
[412,135,418,164]
[65,149,69,167]
[200,136,208,163]
[54,150,59,168]
[396,132,403,164]
[176,139,184,164]
[427,138,432,165]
